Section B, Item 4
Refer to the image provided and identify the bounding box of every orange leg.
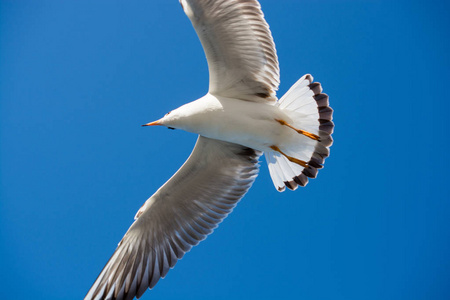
[275,119,320,141]
[270,145,308,168]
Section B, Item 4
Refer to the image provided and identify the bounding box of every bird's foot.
[275,119,320,141]
[270,145,308,168]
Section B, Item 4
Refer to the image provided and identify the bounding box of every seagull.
[85,0,334,299]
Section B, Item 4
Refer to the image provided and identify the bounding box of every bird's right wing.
[85,136,261,300]
[180,0,280,102]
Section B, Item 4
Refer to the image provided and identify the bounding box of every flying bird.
[85,0,334,299]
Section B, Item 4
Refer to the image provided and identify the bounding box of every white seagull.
[85,0,334,299]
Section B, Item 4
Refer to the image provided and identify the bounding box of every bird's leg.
[275,119,320,141]
[270,145,308,168]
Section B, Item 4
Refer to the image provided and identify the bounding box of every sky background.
[1,0,449,299]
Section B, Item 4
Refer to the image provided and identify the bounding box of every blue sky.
[1,0,449,299]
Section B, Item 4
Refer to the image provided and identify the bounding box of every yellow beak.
[142,120,162,127]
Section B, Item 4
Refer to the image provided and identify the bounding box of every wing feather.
[180,0,280,102]
[85,136,261,300]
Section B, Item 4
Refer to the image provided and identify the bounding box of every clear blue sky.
[1,1,449,299]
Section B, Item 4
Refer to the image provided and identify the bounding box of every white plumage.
[85,1,333,299]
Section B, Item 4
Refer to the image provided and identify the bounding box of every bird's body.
[85,1,334,299]
[162,94,295,153]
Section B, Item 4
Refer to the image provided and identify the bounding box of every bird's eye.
[165,111,172,116]
[168,127,175,130]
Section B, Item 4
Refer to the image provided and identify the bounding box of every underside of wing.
[85,136,261,300]
[180,0,280,102]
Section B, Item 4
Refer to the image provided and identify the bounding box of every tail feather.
[266,151,305,192]
[266,152,284,189]
[265,74,334,191]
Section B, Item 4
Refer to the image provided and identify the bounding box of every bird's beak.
[142,120,162,127]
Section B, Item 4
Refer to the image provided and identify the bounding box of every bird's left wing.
[85,136,261,300]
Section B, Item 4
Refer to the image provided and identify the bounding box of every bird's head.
[142,110,177,130]
[142,103,195,131]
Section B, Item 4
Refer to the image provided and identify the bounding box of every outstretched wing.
[181,0,280,102]
[85,136,261,300]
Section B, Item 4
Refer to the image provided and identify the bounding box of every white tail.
[265,74,334,191]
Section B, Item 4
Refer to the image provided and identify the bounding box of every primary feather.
[85,137,260,300]
[181,0,280,102]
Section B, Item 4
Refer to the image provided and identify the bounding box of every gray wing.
[180,0,280,102]
[85,136,261,300]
